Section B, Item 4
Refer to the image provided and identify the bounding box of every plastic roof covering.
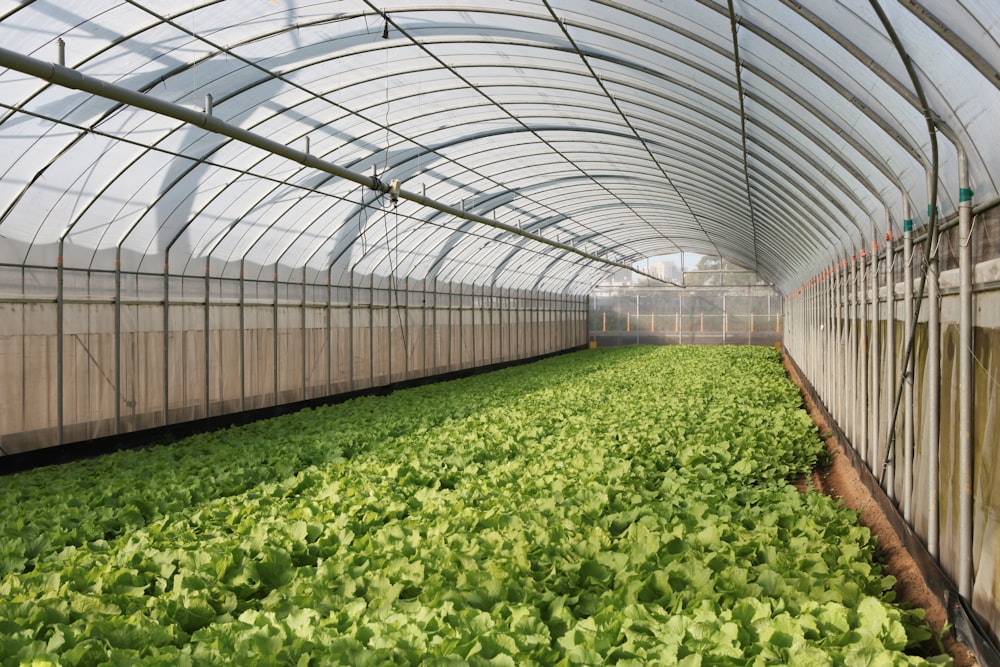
[0,1,998,295]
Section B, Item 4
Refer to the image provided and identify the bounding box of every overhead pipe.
[0,46,676,288]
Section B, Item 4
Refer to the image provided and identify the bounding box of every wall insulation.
[0,269,587,455]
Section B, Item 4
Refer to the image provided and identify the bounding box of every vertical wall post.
[927,220,941,559]
[163,254,170,425]
[114,251,122,434]
[205,264,211,416]
[368,276,374,387]
[448,283,454,370]
[56,246,65,444]
[273,268,279,405]
[903,209,914,521]
[870,240,880,473]
[957,157,974,599]
[839,258,848,436]
[301,269,307,400]
[420,280,428,376]
[239,259,246,412]
[884,232,896,501]
[432,278,438,373]
[387,277,392,384]
[348,270,355,392]
[326,269,332,397]
[859,249,869,462]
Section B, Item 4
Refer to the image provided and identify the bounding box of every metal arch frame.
[384,199,636,284]
[366,5,692,262]
[352,88,865,284]
[368,43,900,284]
[719,7,932,228]
[541,0,726,263]
[0,14,582,270]
[0,1,960,292]
[897,0,1000,92]
[589,0,925,228]
[1,82,852,294]
[551,0,926,190]
[0,48,675,289]
[7,10,904,288]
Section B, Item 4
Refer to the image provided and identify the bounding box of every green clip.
[959,187,973,203]
[903,218,913,232]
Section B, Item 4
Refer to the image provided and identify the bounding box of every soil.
[781,353,979,667]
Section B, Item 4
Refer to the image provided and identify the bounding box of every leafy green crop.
[0,346,948,665]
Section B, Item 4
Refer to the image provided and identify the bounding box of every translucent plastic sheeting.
[0,0,998,294]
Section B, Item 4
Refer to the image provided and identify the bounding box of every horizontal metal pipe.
[0,46,677,287]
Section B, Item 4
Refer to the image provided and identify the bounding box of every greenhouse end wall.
[589,283,782,347]
[0,270,587,455]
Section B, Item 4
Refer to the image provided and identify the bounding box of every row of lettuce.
[0,346,947,665]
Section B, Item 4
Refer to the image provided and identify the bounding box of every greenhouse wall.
[783,206,1000,650]
[0,270,587,455]
[589,283,782,347]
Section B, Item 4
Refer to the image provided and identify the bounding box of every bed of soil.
[781,353,979,667]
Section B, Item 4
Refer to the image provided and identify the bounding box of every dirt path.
[782,354,979,666]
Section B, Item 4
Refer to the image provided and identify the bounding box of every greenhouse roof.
[0,1,997,294]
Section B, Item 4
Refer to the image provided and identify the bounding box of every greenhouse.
[0,1,998,664]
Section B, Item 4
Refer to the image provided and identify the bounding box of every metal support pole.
[431,278,438,373]
[239,260,246,412]
[678,289,684,344]
[114,251,122,434]
[301,270,307,400]
[369,277,375,386]
[927,230,940,559]
[0,47,677,288]
[903,212,914,521]
[885,233,896,501]
[839,258,848,437]
[723,294,728,344]
[56,248,65,444]
[870,240,880,473]
[205,265,211,416]
[421,281,428,374]
[859,250,869,462]
[403,280,411,380]
[273,268,279,405]
[348,270,355,391]
[326,270,332,397]
[163,256,170,425]
[448,284,454,370]
[386,279,392,384]
[957,158,974,600]
[471,285,477,366]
